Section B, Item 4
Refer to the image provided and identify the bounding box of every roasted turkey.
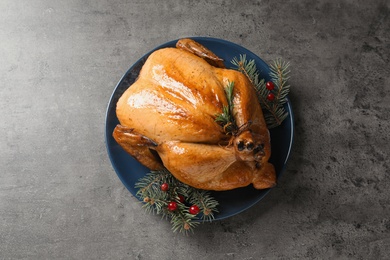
[113,38,276,191]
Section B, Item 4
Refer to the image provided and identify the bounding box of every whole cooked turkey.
[113,38,276,191]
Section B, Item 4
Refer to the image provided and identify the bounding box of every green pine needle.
[188,189,219,222]
[215,80,238,135]
[135,169,219,235]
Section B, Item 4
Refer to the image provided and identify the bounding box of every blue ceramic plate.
[105,37,294,221]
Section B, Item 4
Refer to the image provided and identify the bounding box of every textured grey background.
[1,0,389,259]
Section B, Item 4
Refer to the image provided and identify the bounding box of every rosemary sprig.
[135,169,219,234]
[215,81,238,135]
[231,55,291,128]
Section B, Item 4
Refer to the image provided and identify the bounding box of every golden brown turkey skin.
[113,39,276,191]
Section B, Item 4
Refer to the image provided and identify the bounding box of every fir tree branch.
[215,80,238,135]
[135,169,219,234]
[188,189,219,222]
[270,59,290,102]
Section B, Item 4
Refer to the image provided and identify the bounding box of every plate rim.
[104,36,294,221]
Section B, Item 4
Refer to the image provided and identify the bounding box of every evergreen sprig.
[188,189,219,222]
[215,81,238,135]
[231,55,291,128]
[135,169,219,234]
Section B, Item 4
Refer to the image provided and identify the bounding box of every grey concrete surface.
[1,0,389,259]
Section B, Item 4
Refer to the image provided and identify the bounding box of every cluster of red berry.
[160,183,200,215]
[266,81,275,101]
